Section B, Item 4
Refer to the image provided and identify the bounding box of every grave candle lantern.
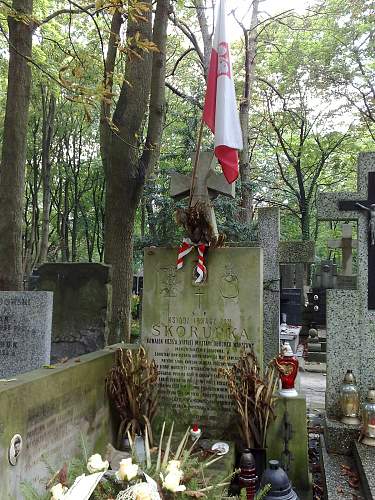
[340,370,360,425]
[276,343,299,398]
[362,388,375,447]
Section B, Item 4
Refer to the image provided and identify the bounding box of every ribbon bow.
[177,238,207,283]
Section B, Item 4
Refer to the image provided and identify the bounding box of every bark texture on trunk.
[0,0,33,290]
[38,87,56,264]
[238,0,260,224]
[103,0,170,343]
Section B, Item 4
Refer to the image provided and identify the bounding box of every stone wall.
[0,344,129,499]
[35,263,112,362]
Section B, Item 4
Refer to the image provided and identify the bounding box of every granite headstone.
[142,247,263,431]
[317,153,375,425]
[0,292,53,378]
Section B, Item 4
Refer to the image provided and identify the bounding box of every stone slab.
[307,352,327,363]
[278,241,315,264]
[320,434,364,500]
[258,207,280,364]
[266,395,310,491]
[324,417,360,455]
[318,154,375,422]
[142,246,263,432]
[353,441,375,500]
[326,289,361,418]
[0,292,53,378]
[35,263,112,362]
[0,343,129,499]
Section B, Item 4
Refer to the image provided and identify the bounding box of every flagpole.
[188,117,205,208]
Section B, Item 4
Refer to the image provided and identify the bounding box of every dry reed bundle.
[218,348,279,449]
[106,346,159,447]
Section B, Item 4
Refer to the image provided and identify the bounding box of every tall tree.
[0,0,33,289]
[101,0,170,343]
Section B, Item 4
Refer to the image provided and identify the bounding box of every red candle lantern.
[276,343,299,398]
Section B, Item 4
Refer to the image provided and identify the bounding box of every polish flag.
[203,0,243,184]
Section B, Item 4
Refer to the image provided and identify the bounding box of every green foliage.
[0,0,373,271]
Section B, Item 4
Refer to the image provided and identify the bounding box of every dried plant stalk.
[106,346,159,447]
[218,347,279,449]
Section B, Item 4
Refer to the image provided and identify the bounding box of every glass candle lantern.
[277,343,299,398]
[340,370,360,425]
[362,388,375,447]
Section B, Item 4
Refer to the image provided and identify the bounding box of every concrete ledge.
[0,343,135,499]
[320,434,364,499]
[353,441,375,500]
[324,417,360,455]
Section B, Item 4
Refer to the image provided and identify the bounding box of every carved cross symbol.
[327,224,357,276]
[170,151,235,238]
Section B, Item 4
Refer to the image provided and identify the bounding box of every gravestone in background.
[317,152,375,451]
[142,247,263,432]
[0,292,53,377]
[257,207,315,362]
[34,263,112,362]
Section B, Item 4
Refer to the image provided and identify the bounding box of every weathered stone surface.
[278,241,315,264]
[0,292,52,378]
[353,441,375,500]
[318,154,375,420]
[258,207,280,363]
[142,247,263,431]
[266,396,310,492]
[324,416,360,455]
[320,435,363,500]
[35,263,112,362]
[258,208,315,363]
[0,344,129,499]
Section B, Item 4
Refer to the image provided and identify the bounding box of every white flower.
[161,469,186,493]
[87,453,109,473]
[166,460,181,473]
[118,457,139,481]
[50,483,68,500]
[133,482,153,500]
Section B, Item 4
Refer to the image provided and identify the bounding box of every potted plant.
[218,348,279,476]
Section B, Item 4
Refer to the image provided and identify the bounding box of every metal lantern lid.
[343,370,357,385]
[260,460,299,500]
[239,449,256,469]
[367,388,375,403]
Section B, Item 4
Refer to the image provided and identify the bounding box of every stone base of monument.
[320,434,365,500]
[353,441,375,499]
[323,417,361,455]
[266,396,311,494]
[321,433,375,499]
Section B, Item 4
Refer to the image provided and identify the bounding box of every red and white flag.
[203,0,243,184]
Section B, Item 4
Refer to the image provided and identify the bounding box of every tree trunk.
[38,87,56,264]
[104,0,170,344]
[238,0,260,224]
[0,0,33,290]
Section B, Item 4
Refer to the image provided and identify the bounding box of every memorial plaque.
[142,247,263,430]
[0,292,53,377]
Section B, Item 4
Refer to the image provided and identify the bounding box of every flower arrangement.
[40,423,236,500]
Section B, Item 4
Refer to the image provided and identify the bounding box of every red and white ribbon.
[177,238,208,283]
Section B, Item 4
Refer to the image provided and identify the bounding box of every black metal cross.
[339,172,375,309]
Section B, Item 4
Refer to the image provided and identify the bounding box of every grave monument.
[317,152,375,452]
[144,152,262,431]
[0,291,53,378]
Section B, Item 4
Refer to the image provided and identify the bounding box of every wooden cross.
[327,224,357,276]
[317,166,375,310]
[170,151,235,238]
